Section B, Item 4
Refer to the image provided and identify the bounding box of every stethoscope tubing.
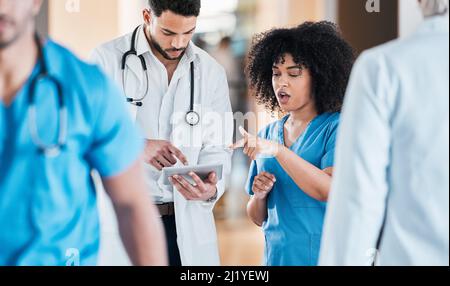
[28,34,67,157]
[122,25,200,126]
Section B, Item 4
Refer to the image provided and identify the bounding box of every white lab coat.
[319,15,449,266]
[90,27,233,266]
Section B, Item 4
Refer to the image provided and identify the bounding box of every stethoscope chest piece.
[185,110,200,126]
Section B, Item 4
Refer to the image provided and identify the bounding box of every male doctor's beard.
[151,37,186,61]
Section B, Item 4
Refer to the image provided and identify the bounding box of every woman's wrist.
[253,192,268,201]
[274,143,288,159]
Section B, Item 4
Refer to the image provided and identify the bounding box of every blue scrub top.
[246,112,339,266]
[0,40,143,266]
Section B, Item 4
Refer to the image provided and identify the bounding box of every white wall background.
[324,0,337,23]
[118,0,147,36]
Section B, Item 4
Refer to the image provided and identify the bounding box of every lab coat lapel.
[125,56,145,82]
[170,60,221,266]
[123,57,141,121]
[171,91,202,163]
[116,36,145,121]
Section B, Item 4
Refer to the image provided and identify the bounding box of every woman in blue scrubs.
[232,22,355,266]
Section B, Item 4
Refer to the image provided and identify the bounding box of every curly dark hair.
[246,21,355,114]
[149,0,201,17]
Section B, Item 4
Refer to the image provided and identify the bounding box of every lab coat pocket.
[191,201,218,245]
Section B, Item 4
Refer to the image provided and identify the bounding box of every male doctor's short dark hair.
[149,0,201,17]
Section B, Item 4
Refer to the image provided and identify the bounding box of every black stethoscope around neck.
[121,25,200,127]
[28,33,67,157]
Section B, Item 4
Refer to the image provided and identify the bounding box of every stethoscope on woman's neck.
[121,25,200,126]
[28,33,67,157]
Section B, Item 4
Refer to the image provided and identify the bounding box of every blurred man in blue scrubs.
[0,0,167,266]
[320,0,449,266]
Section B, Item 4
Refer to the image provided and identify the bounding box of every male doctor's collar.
[122,25,201,127]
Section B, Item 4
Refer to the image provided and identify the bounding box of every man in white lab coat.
[91,0,233,266]
[319,0,449,266]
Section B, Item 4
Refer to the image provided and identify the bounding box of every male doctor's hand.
[144,140,189,171]
[169,172,218,202]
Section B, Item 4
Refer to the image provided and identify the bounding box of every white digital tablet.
[161,163,223,186]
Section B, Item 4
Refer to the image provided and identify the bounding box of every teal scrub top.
[246,112,339,266]
[0,40,143,266]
